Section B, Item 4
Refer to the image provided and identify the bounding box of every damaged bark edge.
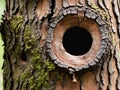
[46,5,112,72]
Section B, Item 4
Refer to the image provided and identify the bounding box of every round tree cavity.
[62,26,93,56]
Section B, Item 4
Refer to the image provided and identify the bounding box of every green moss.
[10,15,24,33]
[45,59,55,71]
[20,23,55,89]
[10,15,56,89]
[20,48,55,89]
[30,49,55,89]
[10,15,24,57]
[24,25,36,51]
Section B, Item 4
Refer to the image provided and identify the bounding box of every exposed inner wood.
[36,0,50,20]
[52,14,101,68]
[56,74,80,90]
[80,71,99,90]
[40,20,48,47]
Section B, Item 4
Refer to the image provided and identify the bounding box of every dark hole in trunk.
[62,26,93,56]
[21,51,27,62]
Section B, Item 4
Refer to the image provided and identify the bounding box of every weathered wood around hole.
[46,6,112,72]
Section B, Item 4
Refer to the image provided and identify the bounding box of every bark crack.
[48,0,55,23]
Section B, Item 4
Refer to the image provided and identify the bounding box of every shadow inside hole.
[20,51,27,63]
[62,26,93,56]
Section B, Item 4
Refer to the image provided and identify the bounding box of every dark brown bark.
[0,0,120,90]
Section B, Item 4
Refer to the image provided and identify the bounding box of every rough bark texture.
[0,0,120,90]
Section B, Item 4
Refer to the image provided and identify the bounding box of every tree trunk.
[0,0,120,90]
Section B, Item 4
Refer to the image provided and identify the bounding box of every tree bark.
[0,0,120,90]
